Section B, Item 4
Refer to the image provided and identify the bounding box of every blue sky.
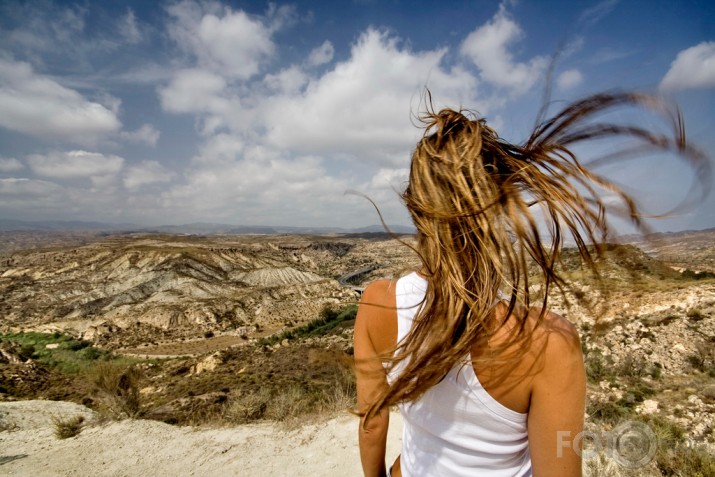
[0,0,713,232]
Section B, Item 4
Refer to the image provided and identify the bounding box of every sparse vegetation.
[0,411,16,432]
[2,231,714,474]
[687,339,715,376]
[257,304,357,347]
[89,363,143,418]
[52,414,85,439]
[687,308,706,321]
[682,269,715,280]
[0,332,112,373]
[639,416,715,477]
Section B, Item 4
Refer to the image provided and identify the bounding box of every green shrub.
[0,332,109,373]
[645,415,715,477]
[257,304,357,347]
[587,400,632,425]
[585,350,614,383]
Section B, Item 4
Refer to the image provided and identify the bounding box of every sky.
[0,0,714,232]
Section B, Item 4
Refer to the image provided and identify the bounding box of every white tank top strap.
[389,271,532,477]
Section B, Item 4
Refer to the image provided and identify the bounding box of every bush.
[52,415,85,439]
[687,308,706,321]
[89,363,143,418]
[257,304,357,347]
[644,416,715,476]
[587,400,632,425]
[585,350,613,383]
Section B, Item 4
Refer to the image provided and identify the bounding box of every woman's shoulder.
[525,308,583,378]
[532,309,581,349]
[361,278,395,302]
[356,279,399,355]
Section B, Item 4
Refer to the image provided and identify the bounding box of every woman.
[354,93,708,476]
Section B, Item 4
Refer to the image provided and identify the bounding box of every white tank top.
[387,272,532,477]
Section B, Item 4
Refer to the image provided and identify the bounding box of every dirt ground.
[0,400,404,476]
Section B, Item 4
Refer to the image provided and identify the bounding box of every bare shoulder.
[356,279,398,355]
[360,279,394,304]
[528,309,582,361]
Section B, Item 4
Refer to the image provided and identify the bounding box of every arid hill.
[1,230,714,475]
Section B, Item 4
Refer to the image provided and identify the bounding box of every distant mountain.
[0,219,416,235]
[0,219,136,231]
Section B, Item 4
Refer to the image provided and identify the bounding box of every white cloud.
[193,134,245,165]
[161,149,350,224]
[0,177,66,200]
[460,6,546,94]
[0,157,23,172]
[166,0,276,79]
[124,161,174,189]
[660,42,715,91]
[0,58,121,141]
[27,150,124,179]
[557,69,583,89]
[158,68,229,114]
[263,66,308,94]
[121,124,161,146]
[2,2,87,54]
[308,41,335,66]
[369,168,409,190]
[258,29,479,160]
[578,0,619,26]
[118,8,143,44]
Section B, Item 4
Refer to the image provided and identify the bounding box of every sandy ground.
[0,400,403,477]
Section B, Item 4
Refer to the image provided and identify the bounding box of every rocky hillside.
[0,234,420,351]
[1,230,714,474]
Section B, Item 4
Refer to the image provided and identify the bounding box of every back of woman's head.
[362,91,710,423]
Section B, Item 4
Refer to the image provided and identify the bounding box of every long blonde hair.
[363,92,709,422]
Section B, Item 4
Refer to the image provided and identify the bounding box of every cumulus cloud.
[0,178,71,218]
[124,161,174,189]
[369,168,409,190]
[557,69,583,89]
[660,42,715,91]
[258,29,478,159]
[263,66,308,94]
[308,41,335,66]
[166,0,276,79]
[0,58,121,141]
[0,157,23,172]
[161,149,350,224]
[460,6,546,94]
[0,177,66,200]
[151,6,562,226]
[27,150,124,179]
[158,68,229,114]
[121,124,161,146]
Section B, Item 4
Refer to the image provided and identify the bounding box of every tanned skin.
[355,278,586,477]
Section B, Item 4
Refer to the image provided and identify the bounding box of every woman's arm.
[527,314,586,477]
[354,280,395,477]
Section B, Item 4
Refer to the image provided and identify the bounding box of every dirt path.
[0,400,403,476]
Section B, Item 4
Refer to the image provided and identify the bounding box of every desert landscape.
[1,228,714,476]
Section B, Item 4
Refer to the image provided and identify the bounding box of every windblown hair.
[362,91,709,423]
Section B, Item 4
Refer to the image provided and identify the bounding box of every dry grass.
[0,411,17,432]
[52,414,85,439]
[88,363,143,419]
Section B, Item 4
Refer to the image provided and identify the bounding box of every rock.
[636,399,659,415]
[190,352,223,375]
